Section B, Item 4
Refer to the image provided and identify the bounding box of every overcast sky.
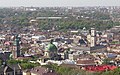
[0,0,120,7]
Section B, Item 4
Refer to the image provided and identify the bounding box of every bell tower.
[90,28,96,47]
[12,34,21,58]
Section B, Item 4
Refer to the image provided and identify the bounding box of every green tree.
[0,59,2,66]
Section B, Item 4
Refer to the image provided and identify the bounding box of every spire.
[50,39,54,44]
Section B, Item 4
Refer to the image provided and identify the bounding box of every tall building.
[12,34,21,59]
[90,28,96,47]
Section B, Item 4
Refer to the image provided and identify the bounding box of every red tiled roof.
[77,59,96,66]
[43,72,59,75]
[31,66,48,75]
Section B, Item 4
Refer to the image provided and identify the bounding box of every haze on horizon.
[0,0,120,7]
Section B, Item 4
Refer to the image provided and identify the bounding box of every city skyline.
[0,0,120,7]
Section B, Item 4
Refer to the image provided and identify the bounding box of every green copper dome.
[45,40,57,52]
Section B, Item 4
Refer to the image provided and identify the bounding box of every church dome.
[45,40,57,52]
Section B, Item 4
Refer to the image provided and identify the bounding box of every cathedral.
[44,39,60,60]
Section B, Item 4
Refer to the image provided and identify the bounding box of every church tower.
[12,34,21,58]
[90,28,96,47]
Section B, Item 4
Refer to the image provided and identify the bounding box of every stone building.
[44,39,59,60]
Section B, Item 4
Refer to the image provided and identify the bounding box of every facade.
[90,28,96,47]
[70,28,107,53]
[76,54,99,67]
[44,40,58,60]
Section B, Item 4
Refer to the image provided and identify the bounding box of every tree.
[20,62,40,70]
[0,59,2,66]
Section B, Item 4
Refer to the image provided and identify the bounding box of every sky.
[0,0,120,7]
